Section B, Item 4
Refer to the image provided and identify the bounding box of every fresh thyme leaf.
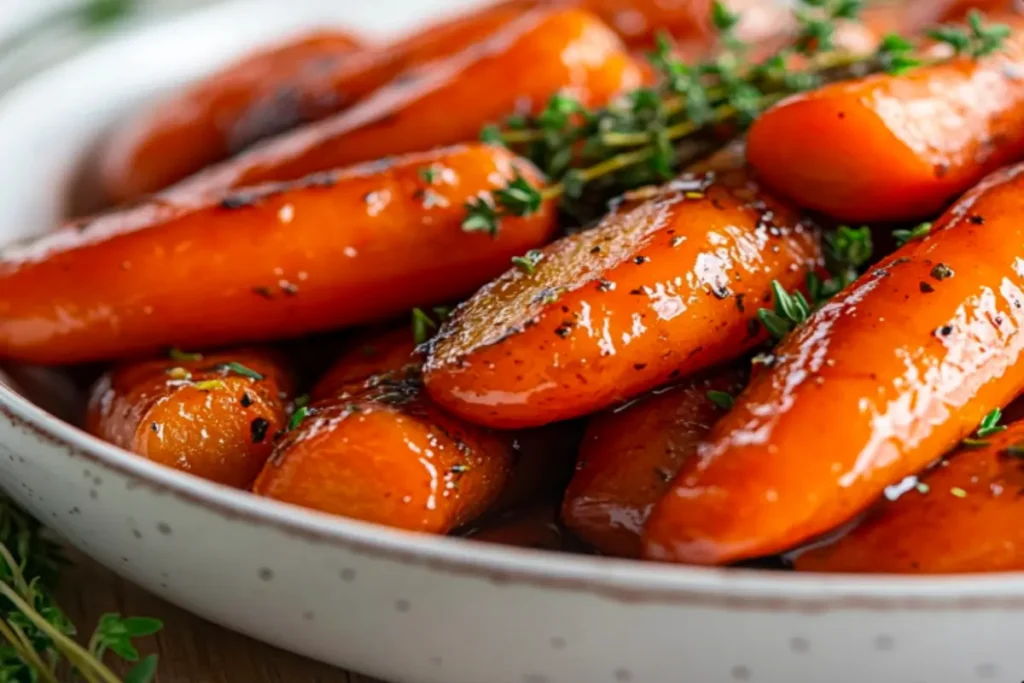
[168,348,203,362]
[124,654,160,683]
[975,408,1007,439]
[215,362,265,381]
[419,167,438,184]
[511,249,545,275]
[877,33,921,74]
[494,170,543,217]
[711,0,740,32]
[928,11,1010,58]
[758,281,811,339]
[462,195,500,236]
[412,307,439,345]
[288,406,310,432]
[892,222,932,247]
[707,390,735,409]
[480,124,504,144]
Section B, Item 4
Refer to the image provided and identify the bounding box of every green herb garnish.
[168,348,203,362]
[928,10,1010,58]
[0,496,161,681]
[758,281,812,339]
[288,406,310,432]
[892,222,932,247]
[215,362,265,381]
[975,408,1007,439]
[511,250,545,275]
[707,390,735,410]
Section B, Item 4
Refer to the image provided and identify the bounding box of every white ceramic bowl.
[2,3,1024,682]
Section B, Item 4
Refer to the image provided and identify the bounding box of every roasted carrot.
[100,2,542,202]
[253,359,513,533]
[86,348,294,488]
[171,8,643,195]
[644,163,1024,566]
[0,144,556,365]
[794,420,1024,573]
[311,327,418,399]
[462,503,568,550]
[746,17,1024,222]
[563,367,746,557]
[422,167,822,429]
[99,30,362,204]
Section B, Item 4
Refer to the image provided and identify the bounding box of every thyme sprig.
[464,3,1010,235]
[0,497,161,682]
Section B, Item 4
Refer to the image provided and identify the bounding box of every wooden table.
[58,550,385,683]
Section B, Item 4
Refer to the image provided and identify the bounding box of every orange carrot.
[463,503,569,550]
[563,367,746,557]
[169,8,643,196]
[423,166,822,428]
[253,347,513,533]
[87,348,294,488]
[747,16,1024,222]
[0,144,556,364]
[795,420,1024,573]
[644,163,1024,565]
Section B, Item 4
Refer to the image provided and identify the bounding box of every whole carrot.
[0,144,556,365]
[795,420,1024,573]
[101,1,541,201]
[747,16,1024,222]
[87,348,295,488]
[563,367,746,557]
[253,334,513,533]
[171,8,643,196]
[644,163,1024,565]
[423,166,821,429]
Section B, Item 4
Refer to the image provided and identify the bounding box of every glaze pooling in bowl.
[2,2,1024,682]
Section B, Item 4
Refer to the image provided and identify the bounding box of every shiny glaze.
[100,30,362,203]
[171,7,643,196]
[563,367,746,558]
[644,163,1024,565]
[796,421,1024,573]
[463,503,569,550]
[423,167,822,429]
[0,144,556,364]
[747,16,1024,222]
[254,334,512,533]
[101,2,541,202]
[311,327,419,400]
[86,348,294,488]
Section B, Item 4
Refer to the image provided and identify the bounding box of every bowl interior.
[3,0,1024,602]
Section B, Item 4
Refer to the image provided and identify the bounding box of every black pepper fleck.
[930,263,954,280]
[633,256,650,265]
[250,417,270,444]
[240,392,254,407]
[919,282,935,294]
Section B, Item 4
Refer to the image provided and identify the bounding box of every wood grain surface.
[58,548,386,683]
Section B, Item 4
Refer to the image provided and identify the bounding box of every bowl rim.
[4,0,1024,611]
[8,382,1024,610]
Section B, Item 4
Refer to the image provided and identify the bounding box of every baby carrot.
[423,166,821,428]
[795,420,1024,573]
[172,7,643,195]
[254,361,513,534]
[0,144,556,364]
[747,17,1024,222]
[87,348,294,488]
[644,163,1024,565]
[563,367,746,557]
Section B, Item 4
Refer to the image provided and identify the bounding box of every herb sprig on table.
[464,1,1010,234]
[0,497,161,682]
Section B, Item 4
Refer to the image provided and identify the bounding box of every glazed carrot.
[86,349,294,488]
[422,167,822,429]
[795,421,1024,573]
[311,327,418,399]
[746,17,1024,222]
[463,503,568,550]
[101,2,541,202]
[253,361,513,534]
[0,144,556,365]
[172,8,643,195]
[644,163,1024,566]
[563,367,746,557]
[100,30,362,204]
[314,327,579,513]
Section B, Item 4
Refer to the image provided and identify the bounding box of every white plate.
[1,2,1024,682]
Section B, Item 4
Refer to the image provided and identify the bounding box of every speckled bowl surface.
[2,2,1024,682]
